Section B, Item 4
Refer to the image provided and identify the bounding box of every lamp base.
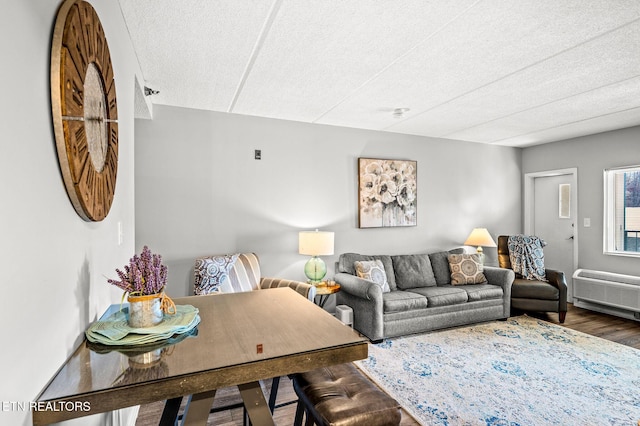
[304,256,327,283]
[476,246,485,265]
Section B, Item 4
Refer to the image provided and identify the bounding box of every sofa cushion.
[448,253,487,285]
[338,253,397,291]
[391,254,437,289]
[428,248,464,285]
[455,284,504,302]
[382,291,429,313]
[354,260,391,293]
[512,278,559,300]
[411,286,469,307]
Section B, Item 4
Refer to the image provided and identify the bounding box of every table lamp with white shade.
[464,228,497,265]
[299,229,334,283]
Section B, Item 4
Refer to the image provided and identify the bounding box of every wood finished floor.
[135,304,640,426]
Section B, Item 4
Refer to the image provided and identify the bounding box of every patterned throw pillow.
[354,260,391,293]
[194,254,239,295]
[448,253,487,285]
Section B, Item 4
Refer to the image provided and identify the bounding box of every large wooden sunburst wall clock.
[51,0,118,221]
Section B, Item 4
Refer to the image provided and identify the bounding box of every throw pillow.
[339,253,397,291]
[391,254,437,289]
[354,260,391,293]
[194,254,239,295]
[448,253,487,285]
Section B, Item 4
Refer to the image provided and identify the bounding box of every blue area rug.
[355,316,640,425]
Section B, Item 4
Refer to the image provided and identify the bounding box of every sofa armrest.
[260,277,317,302]
[335,272,384,341]
[545,268,568,312]
[483,267,514,290]
[334,272,383,301]
[483,266,514,318]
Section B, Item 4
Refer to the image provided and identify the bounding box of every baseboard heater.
[573,269,640,320]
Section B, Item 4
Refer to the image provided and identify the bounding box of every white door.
[532,174,576,301]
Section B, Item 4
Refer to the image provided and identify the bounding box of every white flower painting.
[358,158,417,228]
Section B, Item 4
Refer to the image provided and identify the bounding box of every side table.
[314,282,340,308]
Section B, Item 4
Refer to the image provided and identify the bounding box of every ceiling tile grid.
[317,0,640,135]
[119,0,640,147]
[396,20,640,142]
[120,0,276,111]
[497,107,640,147]
[231,0,480,122]
[452,76,640,144]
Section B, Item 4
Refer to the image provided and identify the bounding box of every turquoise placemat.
[86,304,200,346]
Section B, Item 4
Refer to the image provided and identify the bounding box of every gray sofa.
[335,250,515,341]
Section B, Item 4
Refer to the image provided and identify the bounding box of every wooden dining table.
[32,287,368,425]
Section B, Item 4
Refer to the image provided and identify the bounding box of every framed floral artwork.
[358,158,417,228]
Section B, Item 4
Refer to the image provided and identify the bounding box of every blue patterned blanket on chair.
[507,235,547,281]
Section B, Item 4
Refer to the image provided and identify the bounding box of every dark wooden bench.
[292,363,401,426]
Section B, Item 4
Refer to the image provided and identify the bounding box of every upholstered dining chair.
[497,235,568,323]
[194,252,316,301]
[192,252,316,420]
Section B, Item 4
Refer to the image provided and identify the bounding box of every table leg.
[268,376,280,413]
[181,389,217,426]
[317,295,329,308]
[238,381,276,426]
[159,396,182,426]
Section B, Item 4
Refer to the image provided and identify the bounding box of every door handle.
[567,235,574,240]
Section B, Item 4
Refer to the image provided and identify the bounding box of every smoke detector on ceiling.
[392,108,410,118]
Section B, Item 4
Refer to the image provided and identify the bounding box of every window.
[604,166,640,256]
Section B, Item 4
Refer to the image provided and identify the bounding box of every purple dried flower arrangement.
[108,246,168,296]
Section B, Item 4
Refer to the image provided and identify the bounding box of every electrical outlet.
[254,149,261,160]
[583,218,591,227]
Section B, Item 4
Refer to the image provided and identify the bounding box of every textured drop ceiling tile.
[231,0,479,121]
[496,107,640,147]
[394,21,640,138]
[119,0,275,111]
[450,77,640,144]
[318,0,640,132]
[119,0,640,147]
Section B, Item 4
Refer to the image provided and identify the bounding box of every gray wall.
[135,105,523,298]
[523,125,640,277]
[1,2,142,425]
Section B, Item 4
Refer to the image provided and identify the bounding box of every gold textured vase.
[127,293,164,328]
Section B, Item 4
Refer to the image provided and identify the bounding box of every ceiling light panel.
[230,0,478,122]
[317,0,640,132]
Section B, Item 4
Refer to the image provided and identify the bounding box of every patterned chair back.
[194,252,316,301]
[194,252,261,295]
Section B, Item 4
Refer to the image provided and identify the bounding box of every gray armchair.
[497,235,567,323]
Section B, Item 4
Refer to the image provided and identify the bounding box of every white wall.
[1,2,141,425]
[523,125,640,277]
[135,106,523,298]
